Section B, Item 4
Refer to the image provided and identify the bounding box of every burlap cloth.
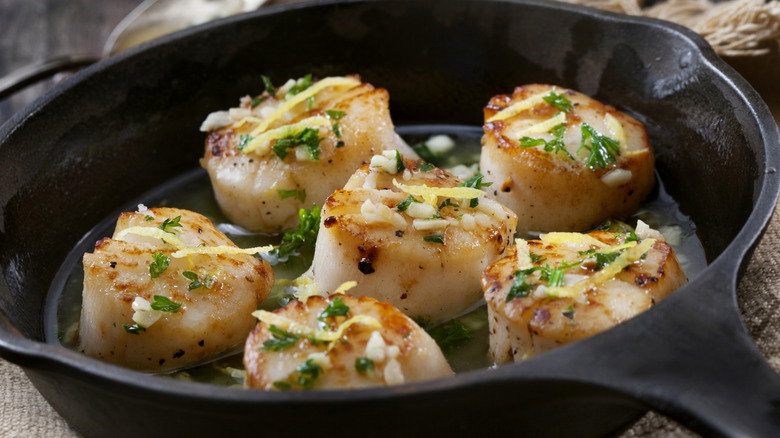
[3,1,780,436]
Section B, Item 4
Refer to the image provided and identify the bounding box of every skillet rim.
[0,0,779,413]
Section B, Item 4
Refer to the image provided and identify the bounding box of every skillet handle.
[565,264,780,436]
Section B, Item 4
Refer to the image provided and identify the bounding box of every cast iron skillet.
[1,0,779,436]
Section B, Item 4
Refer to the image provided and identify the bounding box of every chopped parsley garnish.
[419,163,436,172]
[122,324,146,335]
[424,319,473,354]
[149,252,170,279]
[519,123,572,159]
[423,234,445,244]
[543,89,573,113]
[277,188,306,202]
[355,357,375,374]
[273,358,322,390]
[594,252,621,270]
[272,127,322,160]
[331,123,342,139]
[149,295,182,313]
[237,133,254,151]
[250,96,267,109]
[625,231,639,243]
[144,215,154,221]
[540,266,566,288]
[439,198,457,210]
[272,205,321,261]
[261,325,301,352]
[579,122,620,170]
[159,215,183,233]
[395,195,418,212]
[395,150,405,174]
[457,173,491,208]
[506,267,539,302]
[457,173,492,189]
[287,74,313,96]
[411,142,441,164]
[562,305,575,319]
[182,271,215,291]
[262,75,276,97]
[530,253,546,264]
[325,110,346,120]
[317,296,350,322]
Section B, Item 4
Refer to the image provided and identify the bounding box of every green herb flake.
[395,150,405,174]
[271,205,321,261]
[150,295,182,313]
[419,163,436,172]
[273,358,322,390]
[424,319,473,354]
[506,268,539,302]
[625,231,639,243]
[262,75,276,97]
[277,189,306,202]
[423,234,445,244]
[457,173,492,189]
[251,96,267,109]
[261,325,301,352]
[123,323,146,335]
[411,142,440,164]
[562,305,575,319]
[144,215,155,221]
[272,127,322,161]
[287,74,313,97]
[542,89,573,113]
[395,195,418,212]
[238,133,254,151]
[355,357,375,375]
[149,252,170,279]
[317,296,351,322]
[579,122,620,170]
[519,123,572,159]
[325,110,346,120]
[594,251,621,270]
[331,123,342,139]
[529,253,546,264]
[159,215,183,233]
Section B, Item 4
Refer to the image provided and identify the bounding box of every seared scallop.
[79,207,274,372]
[481,222,686,364]
[200,74,415,232]
[310,153,518,322]
[480,83,655,233]
[244,294,453,390]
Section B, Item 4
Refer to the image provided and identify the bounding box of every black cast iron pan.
[1,0,779,436]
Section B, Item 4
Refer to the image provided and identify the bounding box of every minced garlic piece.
[412,219,449,231]
[361,199,406,228]
[425,135,455,154]
[460,213,476,231]
[515,239,533,271]
[131,297,162,327]
[369,151,401,174]
[365,331,387,362]
[383,358,405,385]
[405,202,437,219]
[601,168,632,187]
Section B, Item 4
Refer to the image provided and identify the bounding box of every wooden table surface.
[2,1,778,437]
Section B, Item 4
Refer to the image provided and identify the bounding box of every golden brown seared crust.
[199,76,413,233]
[480,83,655,233]
[482,228,686,363]
[79,207,274,372]
[312,160,518,321]
[244,294,452,390]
